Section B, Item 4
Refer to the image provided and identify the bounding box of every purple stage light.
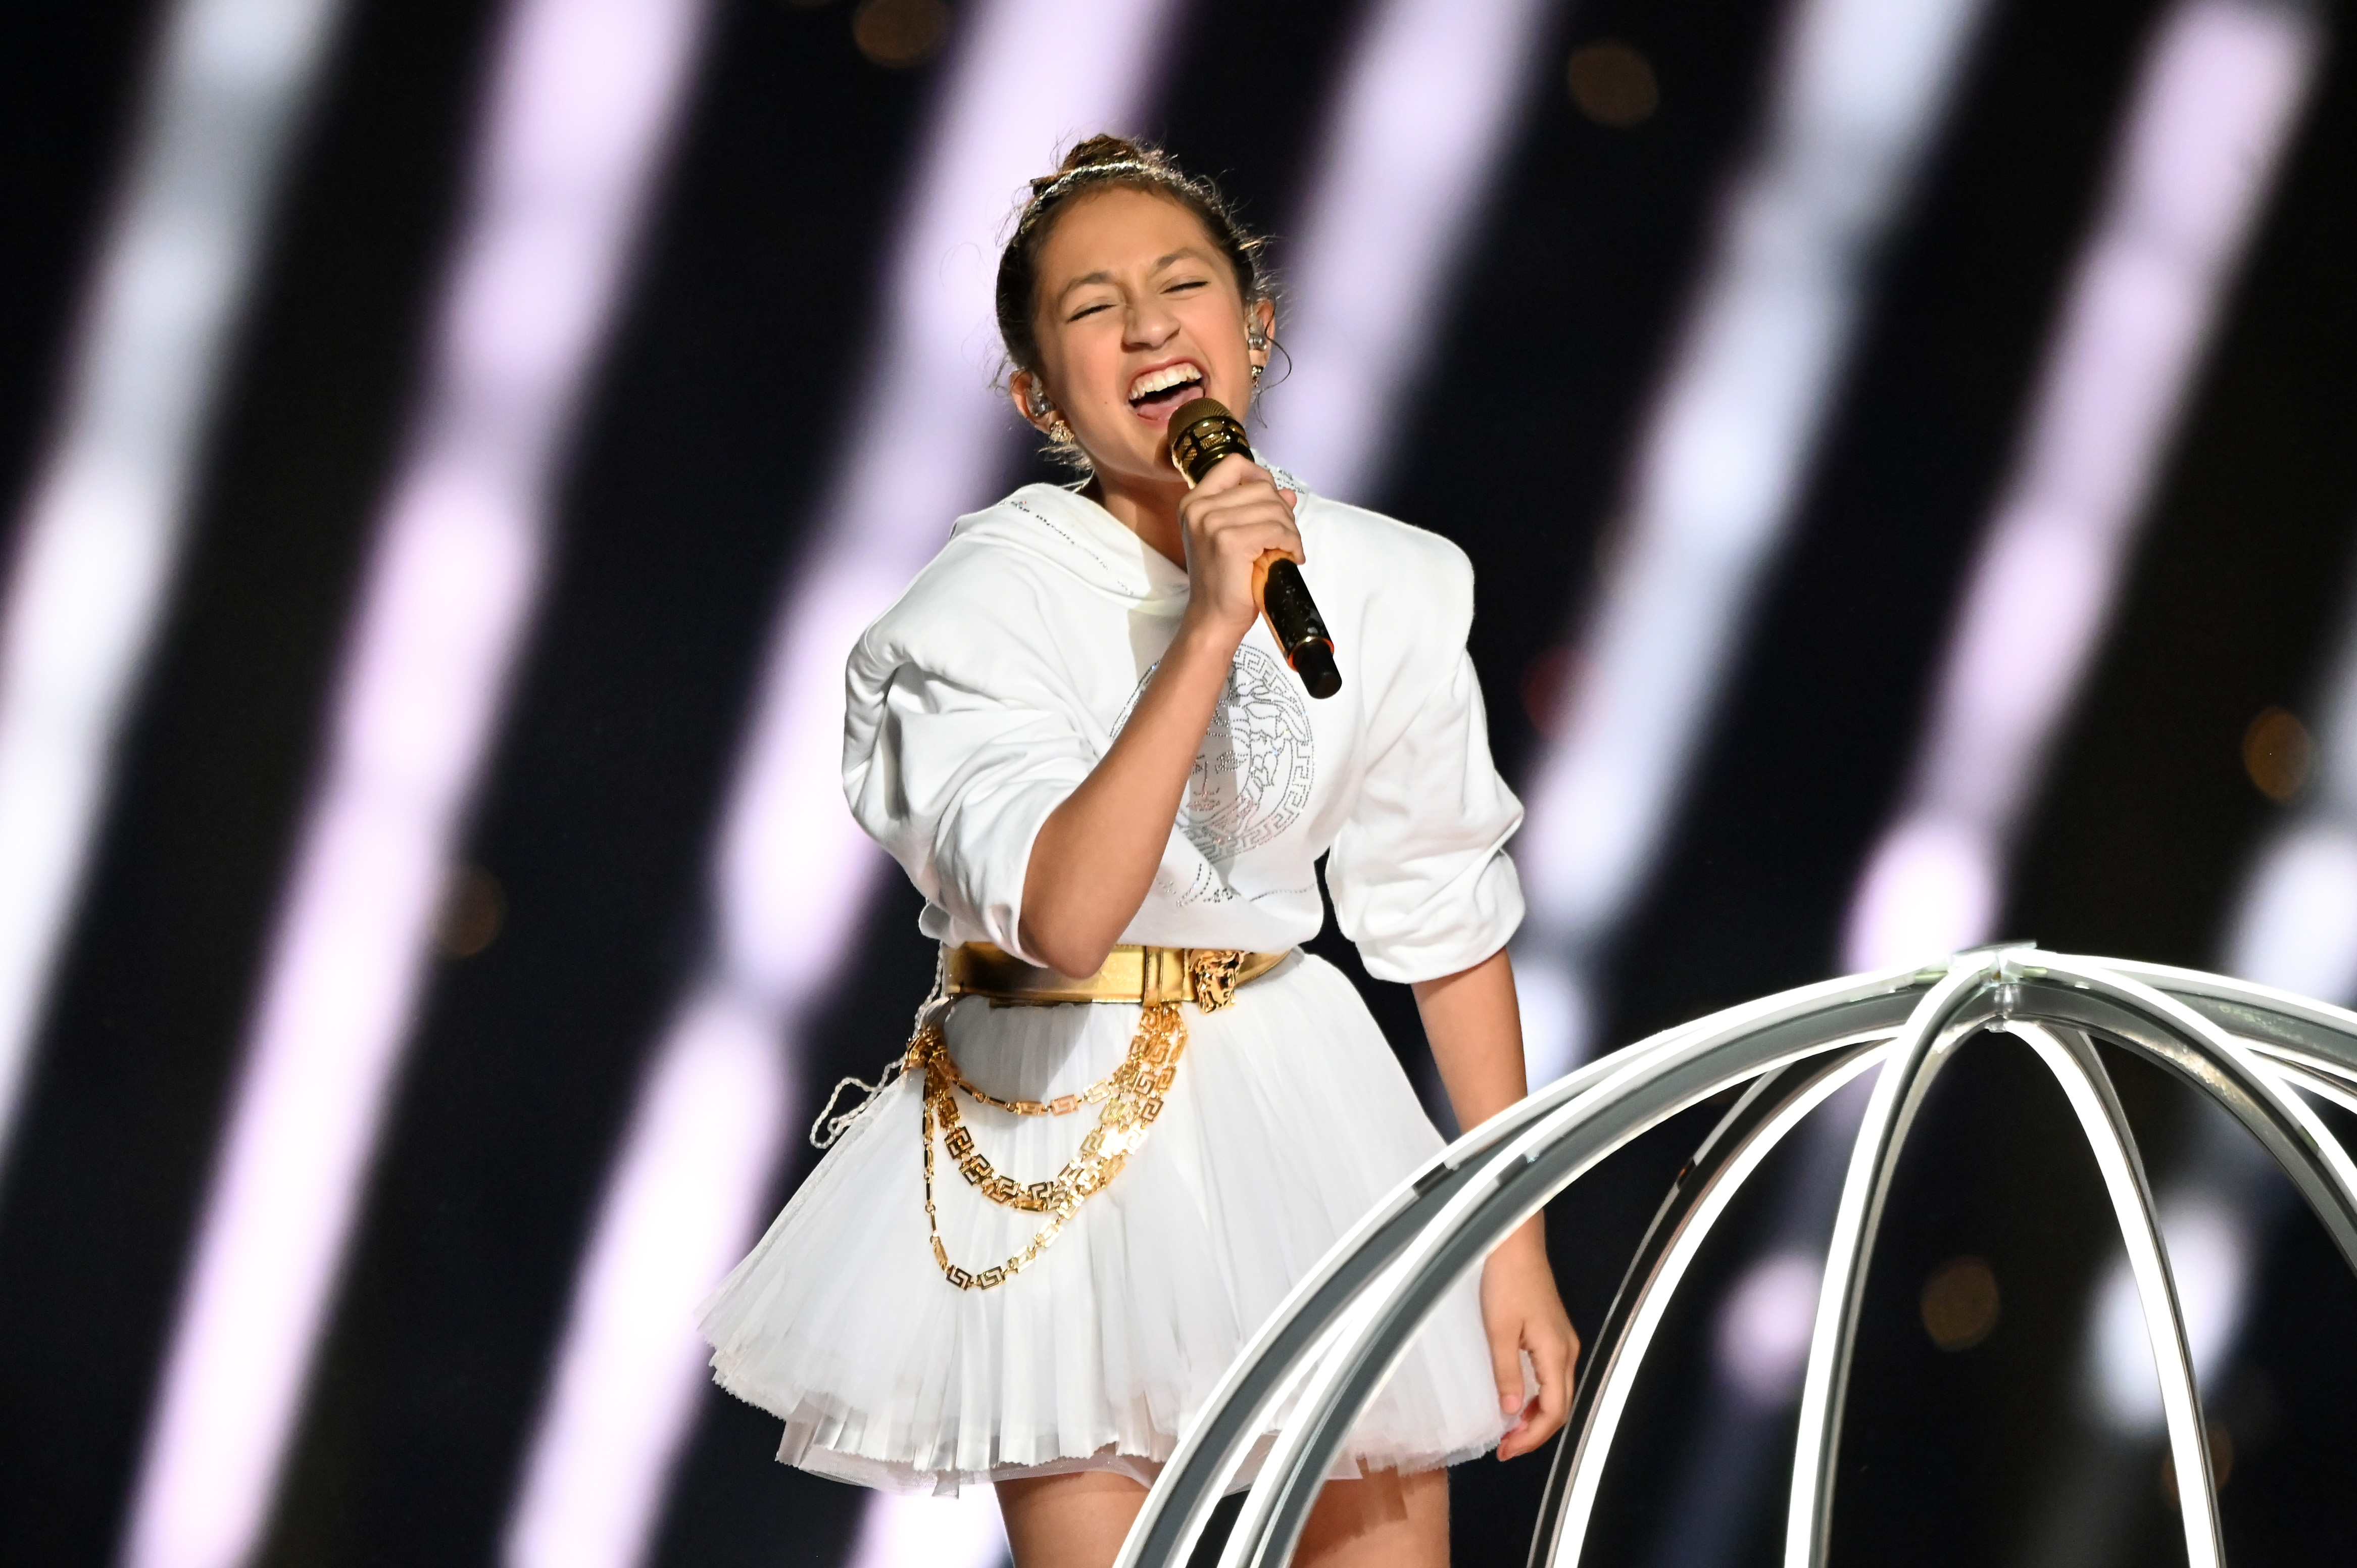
[121,0,714,1563]
[1512,0,1995,1083]
[1252,0,1556,501]
[502,4,1184,1564]
[1845,0,2320,973]
[0,0,349,1178]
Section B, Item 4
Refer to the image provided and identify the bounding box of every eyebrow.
[1054,247,1209,305]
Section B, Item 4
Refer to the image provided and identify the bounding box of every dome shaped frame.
[1112,948,2357,1568]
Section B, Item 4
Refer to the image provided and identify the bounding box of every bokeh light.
[1920,1255,2001,1351]
[1566,40,1658,127]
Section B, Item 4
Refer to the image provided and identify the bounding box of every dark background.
[1,0,2352,1564]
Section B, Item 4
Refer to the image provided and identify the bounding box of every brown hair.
[994,134,1273,389]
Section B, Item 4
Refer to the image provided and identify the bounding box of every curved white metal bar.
[1535,1044,1893,1568]
[2093,958,2357,1112]
[1208,981,1997,1568]
[2241,1038,2357,1095]
[2015,954,2357,1273]
[2106,957,2357,1092]
[2265,1058,2357,1119]
[1114,966,1934,1568]
[2106,956,2357,1059]
[1782,959,1999,1568]
[2004,1021,2223,1568]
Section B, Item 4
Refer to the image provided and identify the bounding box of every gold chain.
[913,1002,1187,1291]
[940,1055,1117,1118]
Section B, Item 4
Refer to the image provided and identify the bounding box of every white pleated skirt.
[699,951,1509,1496]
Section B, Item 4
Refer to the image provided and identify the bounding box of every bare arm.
[1414,947,1581,1459]
[1017,621,1233,975]
[1017,457,1300,976]
[1414,947,1535,1132]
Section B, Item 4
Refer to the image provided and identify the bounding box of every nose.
[1123,293,1180,350]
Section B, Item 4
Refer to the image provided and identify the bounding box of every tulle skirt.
[699,951,1508,1495]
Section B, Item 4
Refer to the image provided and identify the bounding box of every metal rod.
[1529,1043,1891,1568]
[2004,1021,2223,1568]
[2009,957,2357,1275]
[2103,956,2357,1077]
[2264,1059,2357,1119]
[1782,960,1997,1568]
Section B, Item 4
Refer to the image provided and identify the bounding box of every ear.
[1009,369,1059,435]
[1247,298,1276,370]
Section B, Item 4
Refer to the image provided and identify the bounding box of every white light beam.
[1514,0,1995,1082]
[501,4,1181,1565]
[120,0,714,1564]
[1844,0,2320,973]
[0,0,348,1173]
[1254,0,1558,501]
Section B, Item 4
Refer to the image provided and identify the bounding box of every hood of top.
[947,483,1186,602]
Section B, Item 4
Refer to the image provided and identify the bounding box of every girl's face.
[1014,186,1273,492]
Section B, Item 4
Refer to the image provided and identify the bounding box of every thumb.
[1492,1329,1527,1417]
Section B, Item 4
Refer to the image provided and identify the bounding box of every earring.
[1251,364,1263,382]
[1033,388,1074,442]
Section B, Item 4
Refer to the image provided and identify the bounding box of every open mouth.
[1127,361,1204,416]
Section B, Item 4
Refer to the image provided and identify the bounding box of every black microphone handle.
[1164,396,1341,700]
[1261,558,1341,700]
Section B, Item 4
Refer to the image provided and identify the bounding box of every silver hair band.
[1030,159,1161,205]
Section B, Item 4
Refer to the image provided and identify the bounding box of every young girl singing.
[702,136,1577,1568]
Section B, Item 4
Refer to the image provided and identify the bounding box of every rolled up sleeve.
[846,664,1095,962]
[1325,648,1525,984]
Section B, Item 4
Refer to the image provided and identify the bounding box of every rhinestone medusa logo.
[1120,644,1315,868]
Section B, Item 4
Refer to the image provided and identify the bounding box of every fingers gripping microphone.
[1166,397,1342,700]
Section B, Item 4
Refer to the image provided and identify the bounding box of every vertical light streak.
[0,0,347,1170]
[1514,0,1993,1083]
[502,5,1180,1565]
[845,1487,1011,1568]
[1843,0,2320,972]
[505,990,793,1567]
[120,0,713,1564]
[1252,0,1557,500]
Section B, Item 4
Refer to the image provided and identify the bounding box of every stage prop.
[1114,948,2357,1568]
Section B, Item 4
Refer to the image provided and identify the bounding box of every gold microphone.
[1165,397,1341,700]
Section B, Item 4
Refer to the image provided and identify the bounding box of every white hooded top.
[840,475,1524,985]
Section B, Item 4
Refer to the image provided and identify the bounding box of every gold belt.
[914,942,1290,1291]
[942,942,1290,1011]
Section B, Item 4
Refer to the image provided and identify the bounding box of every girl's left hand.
[1480,1223,1580,1461]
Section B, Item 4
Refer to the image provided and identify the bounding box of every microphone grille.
[1167,398,1252,485]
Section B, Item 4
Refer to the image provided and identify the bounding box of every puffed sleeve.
[1325,646,1526,984]
[844,660,1097,964]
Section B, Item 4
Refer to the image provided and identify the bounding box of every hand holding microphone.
[1166,398,1341,700]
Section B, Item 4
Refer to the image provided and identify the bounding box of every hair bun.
[1058,133,1150,174]
[1027,133,1154,197]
